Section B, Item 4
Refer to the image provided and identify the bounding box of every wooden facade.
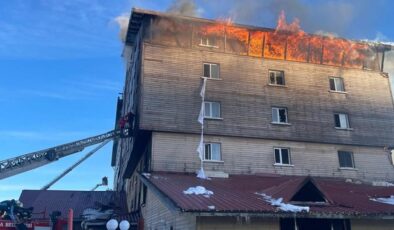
[113,9,394,229]
[141,43,394,147]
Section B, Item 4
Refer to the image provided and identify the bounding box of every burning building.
[112,8,394,230]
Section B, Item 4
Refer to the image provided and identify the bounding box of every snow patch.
[372,181,394,187]
[256,192,309,213]
[183,186,213,198]
[370,195,394,205]
[142,173,151,178]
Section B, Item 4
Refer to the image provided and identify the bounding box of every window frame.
[274,147,292,166]
[334,113,351,129]
[203,63,220,79]
[272,107,289,124]
[329,77,345,92]
[199,36,219,48]
[204,101,222,119]
[203,142,222,162]
[338,151,356,169]
[268,70,286,86]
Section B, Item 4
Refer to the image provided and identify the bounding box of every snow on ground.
[183,186,213,198]
[370,195,394,205]
[256,192,310,212]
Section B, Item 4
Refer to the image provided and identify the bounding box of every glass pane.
[272,108,279,122]
[329,78,336,90]
[203,64,210,78]
[211,64,219,79]
[211,144,221,160]
[335,78,344,91]
[212,103,220,118]
[269,72,276,84]
[281,149,290,164]
[339,114,348,128]
[339,151,353,167]
[204,102,211,117]
[204,144,211,160]
[274,149,281,163]
[334,114,341,127]
[279,109,287,123]
[276,75,284,85]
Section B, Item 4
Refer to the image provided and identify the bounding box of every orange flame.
[192,11,379,70]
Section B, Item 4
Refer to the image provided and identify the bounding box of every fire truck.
[0,125,131,230]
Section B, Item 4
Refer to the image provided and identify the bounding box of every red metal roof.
[19,190,128,220]
[142,172,394,218]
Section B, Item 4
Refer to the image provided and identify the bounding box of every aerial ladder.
[0,128,130,180]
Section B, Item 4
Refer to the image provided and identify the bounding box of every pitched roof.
[140,172,394,218]
[19,190,128,220]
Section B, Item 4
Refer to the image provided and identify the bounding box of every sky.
[1,0,394,200]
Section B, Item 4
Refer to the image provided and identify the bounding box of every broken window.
[329,77,345,92]
[338,151,355,168]
[272,107,288,124]
[204,143,221,161]
[334,113,350,129]
[274,148,291,165]
[204,101,221,118]
[269,70,285,85]
[203,63,220,79]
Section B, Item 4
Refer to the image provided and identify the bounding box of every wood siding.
[351,219,394,230]
[142,190,196,230]
[197,216,279,230]
[151,132,394,181]
[140,43,394,147]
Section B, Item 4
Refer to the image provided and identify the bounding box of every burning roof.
[126,8,391,72]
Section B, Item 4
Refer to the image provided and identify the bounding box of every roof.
[140,172,394,219]
[19,190,128,220]
[125,8,393,51]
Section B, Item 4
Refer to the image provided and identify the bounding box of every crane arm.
[0,129,128,180]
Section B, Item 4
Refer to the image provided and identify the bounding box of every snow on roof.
[183,186,213,198]
[256,192,309,213]
[370,195,394,205]
[372,181,394,187]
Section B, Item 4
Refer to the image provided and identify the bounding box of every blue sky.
[1,0,393,200]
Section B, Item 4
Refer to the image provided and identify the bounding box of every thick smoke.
[201,0,383,39]
[167,0,200,17]
[114,14,130,42]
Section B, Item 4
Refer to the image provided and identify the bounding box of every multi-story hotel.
[112,8,394,230]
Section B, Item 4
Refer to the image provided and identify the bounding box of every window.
[203,63,220,79]
[204,101,221,118]
[269,70,285,86]
[334,113,350,129]
[200,36,217,48]
[338,151,355,168]
[272,107,288,124]
[204,143,221,161]
[329,77,345,92]
[274,148,291,165]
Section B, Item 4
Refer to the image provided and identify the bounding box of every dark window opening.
[291,180,326,202]
[280,218,351,230]
[338,151,355,168]
[269,70,285,85]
